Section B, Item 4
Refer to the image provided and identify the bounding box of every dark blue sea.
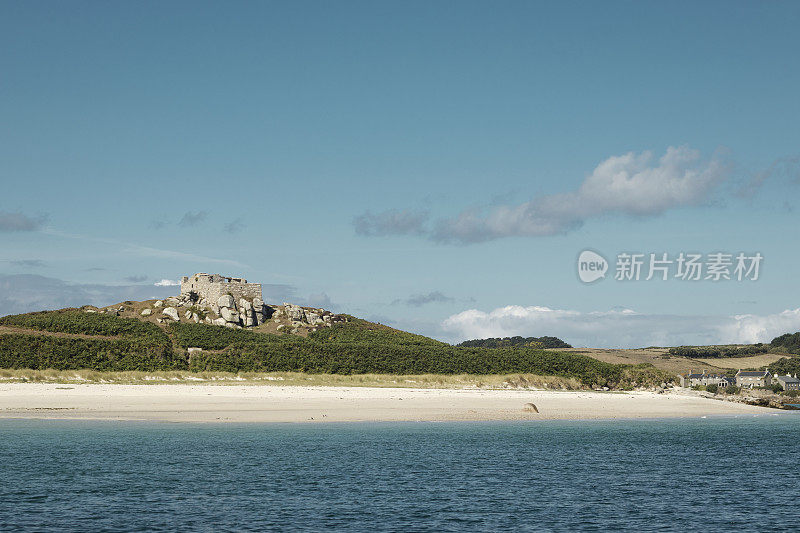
[1,416,799,532]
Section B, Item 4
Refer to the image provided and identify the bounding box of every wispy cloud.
[736,156,800,198]
[0,211,48,232]
[223,218,245,234]
[353,209,430,237]
[393,291,455,307]
[178,211,208,227]
[124,275,148,283]
[44,229,246,268]
[441,304,800,348]
[149,218,167,230]
[354,146,727,244]
[123,243,245,267]
[8,259,46,268]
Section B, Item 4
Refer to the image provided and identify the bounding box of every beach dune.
[0,384,777,423]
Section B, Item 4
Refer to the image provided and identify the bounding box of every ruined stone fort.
[180,273,262,303]
[127,272,345,331]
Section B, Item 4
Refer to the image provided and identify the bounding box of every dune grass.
[0,368,586,390]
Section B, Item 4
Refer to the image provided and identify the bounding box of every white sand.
[0,383,780,423]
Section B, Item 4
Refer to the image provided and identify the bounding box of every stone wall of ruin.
[180,273,262,303]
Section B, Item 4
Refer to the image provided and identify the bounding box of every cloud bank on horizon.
[0,274,175,315]
[440,305,800,348]
[355,146,727,244]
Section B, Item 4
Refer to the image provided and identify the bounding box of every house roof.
[737,371,770,377]
[776,375,800,384]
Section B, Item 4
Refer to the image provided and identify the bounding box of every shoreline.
[0,383,786,424]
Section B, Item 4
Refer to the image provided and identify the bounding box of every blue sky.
[1,1,799,347]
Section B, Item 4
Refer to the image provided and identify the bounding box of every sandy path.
[0,383,781,423]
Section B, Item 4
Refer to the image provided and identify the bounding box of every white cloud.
[441,305,800,348]
[433,146,726,243]
[720,309,800,345]
[154,279,180,286]
[355,146,727,244]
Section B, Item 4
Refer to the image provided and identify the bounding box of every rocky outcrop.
[523,403,539,413]
[217,295,235,309]
[147,289,345,331]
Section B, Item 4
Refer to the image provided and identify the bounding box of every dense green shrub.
[0,310,179,371]
[308,318,446,346]
[0,311,671,388]
[668,344,768,358]
[724,385,740,394]
[771,332,800,353]
[0,310,168,342]
[458,336,572,349]
[176,321,623,385]
[168,322,262,350]
[768,357,800,377]
[0,334,185,371]
[706,384,718,393]
[190,340,638,387]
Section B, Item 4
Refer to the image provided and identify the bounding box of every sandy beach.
[0,383,781,423]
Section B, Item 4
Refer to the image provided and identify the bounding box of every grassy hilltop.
[0,306,672,390]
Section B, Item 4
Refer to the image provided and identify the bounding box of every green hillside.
[0,308,671,389]
[0,310,182,371]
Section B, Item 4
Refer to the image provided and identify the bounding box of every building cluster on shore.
[680,370,800,391]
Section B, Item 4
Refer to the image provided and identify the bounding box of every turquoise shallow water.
[1,416,799,532]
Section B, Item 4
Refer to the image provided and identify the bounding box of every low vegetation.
[0,334,182,371]
[0,309,167,341]
[0,310,179,371]
[668,344,770,358]
[692,384,741,394]
[308,317,448,346]
[0,310,672,389]
[0,368,587,389]
[457,336,572,349]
